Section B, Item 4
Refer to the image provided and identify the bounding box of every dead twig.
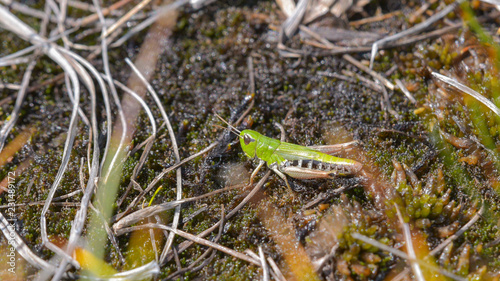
[369,0,463,68]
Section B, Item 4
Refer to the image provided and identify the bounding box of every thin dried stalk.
[432,72,500,117]
[369,0,463,68]
[259,246,270,281]
[0,6,88,268]
[267,256,287,281]
[102,0,153,38]
[118,223,261,266]
[352,233,467,281]
[429,204,484,256]
[395,204,424,281]
[111,0,189,47]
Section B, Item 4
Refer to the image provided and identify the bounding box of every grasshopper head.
[240,130,260,158]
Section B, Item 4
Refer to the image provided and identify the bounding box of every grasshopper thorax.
[240,129,261,158]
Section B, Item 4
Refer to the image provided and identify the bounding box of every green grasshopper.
[216,114,363,190]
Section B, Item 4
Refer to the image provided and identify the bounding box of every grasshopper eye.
[243,134,255,145]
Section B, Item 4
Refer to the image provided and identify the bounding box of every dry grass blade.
[99,74,157,136]
[350,10,402,26]
[303,0,336,23]
[124,58,168,125]
[244,249,260,262]
[300,24,400,117]
[0,56,31,67]
[299,25,394,91]
[117,59,182,263]
[0,83,21,90]
[323,22,464,56]
[51,50,105,280]
[318,70,383,92]
[0,200,82,208]
[38,54,82,269]
[429,204,484,256]
[0,0,69,24]
[76,0,134,27]
[395,204,424,281]
[342,54,395,90]
[480,0,500,7]
[102,0,153,38]
[0,5,86,268]
[190,0,218,9]
[276,0,296,17]
[0,212,54,272]
[313,244,338,271]
[267,256,287,281]
[343,70,385,92]
[111,0,189,47]
[391,268,412,281]
[395,79,418,105]
[281,0,309,38]
[98,14,127,184]
[0,57,36,154]
[109,261,160,279]
[259,246,270,281]
[0,26,78,64]
[351,233,467,281]
[432,72,500,117]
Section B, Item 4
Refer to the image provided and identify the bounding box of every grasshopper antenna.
[212,124,241,138]
[214,112,242,135]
